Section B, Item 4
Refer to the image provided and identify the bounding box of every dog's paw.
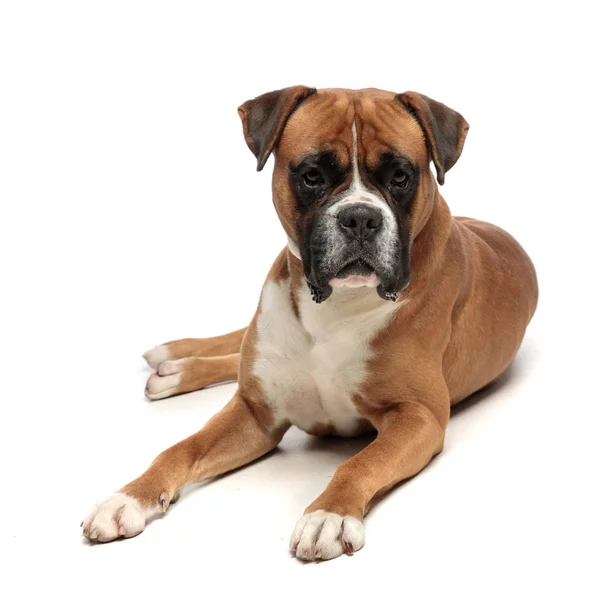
[82,493,151,542]
[145,359,185,400]
[142,344,170,370]
[289,510,365,561]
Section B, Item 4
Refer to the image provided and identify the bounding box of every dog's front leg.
[82,392,287,542]
[290,400,446,561]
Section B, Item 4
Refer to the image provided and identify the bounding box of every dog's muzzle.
[303,200,407,304]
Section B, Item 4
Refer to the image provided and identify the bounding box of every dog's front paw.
[289,510,365,561]
[81,493,150,542]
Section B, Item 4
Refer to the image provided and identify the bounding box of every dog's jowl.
[82,87,538,561]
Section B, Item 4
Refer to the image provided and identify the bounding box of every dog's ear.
[396,92,469,185]
[238,86,317,171]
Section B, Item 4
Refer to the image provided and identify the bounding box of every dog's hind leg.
[142,328,247,369]
[145,353,240,400]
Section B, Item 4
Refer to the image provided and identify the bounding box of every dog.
[82,87,538,561]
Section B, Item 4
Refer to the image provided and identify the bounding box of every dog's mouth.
[330,259,381,289]
[305,253,406,304]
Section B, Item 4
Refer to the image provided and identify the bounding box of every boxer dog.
[82,87,538,560]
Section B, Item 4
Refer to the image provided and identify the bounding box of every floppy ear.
[238,85,317,171]
[396,92,469,185]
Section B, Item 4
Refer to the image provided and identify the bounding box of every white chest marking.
[253,280,403,436]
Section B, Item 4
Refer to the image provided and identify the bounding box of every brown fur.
[120,391,283,510]
[156,328,247,359]
[85,88,537,557]
[172,354,240,394]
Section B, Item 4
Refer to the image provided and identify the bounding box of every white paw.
[143,344,170,370]
[81,493,154,542]
[289,510,365,561]
[145,359,185,400]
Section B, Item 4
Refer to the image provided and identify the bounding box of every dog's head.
[238,87,468,303]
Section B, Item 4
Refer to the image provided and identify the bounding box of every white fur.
[143,344,170,369]
[158,359,186,376]
[287,236,302,260]
[82,493,159,542]
[290,510,365,561]
[145,360,184,400]
[253,280,403,435]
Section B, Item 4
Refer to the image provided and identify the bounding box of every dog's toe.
[290,509,365,561]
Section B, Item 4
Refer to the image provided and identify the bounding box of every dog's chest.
[253,280,399,436]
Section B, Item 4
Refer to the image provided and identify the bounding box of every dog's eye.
[391,170,409,188]
[302,168,324,187]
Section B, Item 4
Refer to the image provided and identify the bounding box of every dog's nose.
[337,204,383,241]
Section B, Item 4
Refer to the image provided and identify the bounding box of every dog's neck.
[409,190,453,294]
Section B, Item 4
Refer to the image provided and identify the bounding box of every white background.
[1,1,599,598]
